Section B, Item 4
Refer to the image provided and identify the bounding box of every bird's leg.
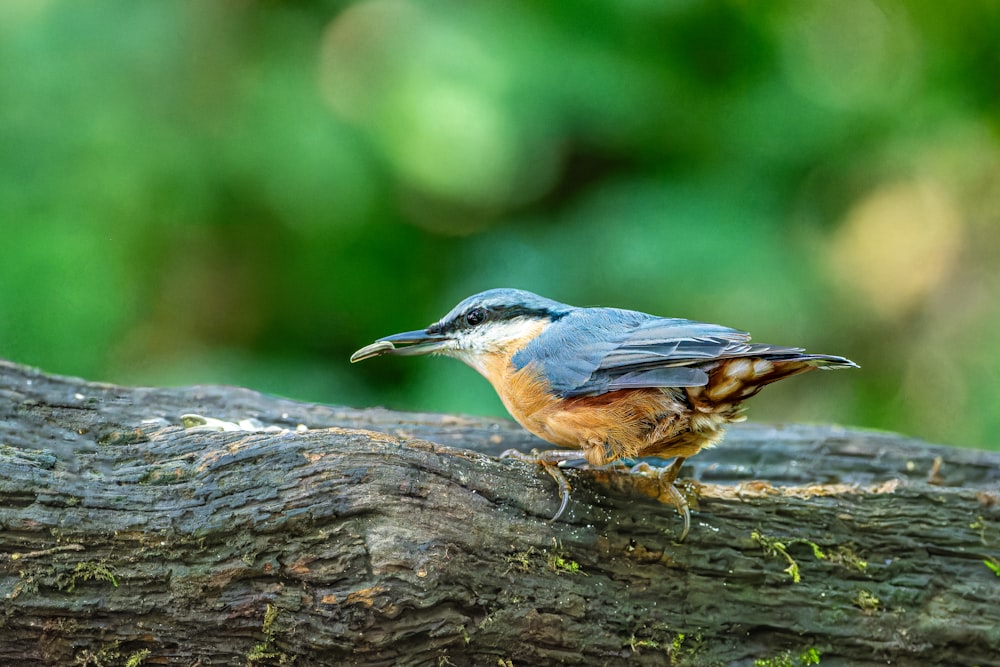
[660,455,686,486]
[629,456,690,542]
[499,448,586,522]
[500,449,692,539]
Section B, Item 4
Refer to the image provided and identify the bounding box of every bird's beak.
[350,329,452,363]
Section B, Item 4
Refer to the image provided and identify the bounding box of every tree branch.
[1,360,998,666]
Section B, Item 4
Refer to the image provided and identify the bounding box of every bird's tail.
[688,349,857,409]
[756,350,859,370]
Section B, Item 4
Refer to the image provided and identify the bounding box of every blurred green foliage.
[3,0,999,449]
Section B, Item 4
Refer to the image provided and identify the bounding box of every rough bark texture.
[1,359,998,667]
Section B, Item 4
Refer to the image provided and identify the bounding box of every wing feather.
[512,308,805,397]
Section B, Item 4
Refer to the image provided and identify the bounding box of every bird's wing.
[514,309,801,397]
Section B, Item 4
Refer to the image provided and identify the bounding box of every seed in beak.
[350,340,397,363]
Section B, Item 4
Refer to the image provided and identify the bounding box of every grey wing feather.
[514,309,771,398]
[603,367,710,390]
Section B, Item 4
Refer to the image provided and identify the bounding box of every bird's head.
[350,288,570,376]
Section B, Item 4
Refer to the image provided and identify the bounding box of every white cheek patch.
[448,317,547,376]
[465,318,546,352]
[452,349,490,378]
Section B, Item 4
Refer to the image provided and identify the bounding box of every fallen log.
[0,359,998,666]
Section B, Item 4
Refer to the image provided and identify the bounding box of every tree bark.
[1,359,998,666]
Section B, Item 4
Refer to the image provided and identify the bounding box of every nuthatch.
[351,288,857,540]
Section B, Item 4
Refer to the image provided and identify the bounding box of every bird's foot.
[499,448,587,522]
[629,459,691,542]
[500,450,694,540]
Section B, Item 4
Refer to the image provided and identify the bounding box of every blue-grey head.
[350,289,571,374]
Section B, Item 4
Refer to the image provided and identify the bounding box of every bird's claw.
[501,449,692,540]
[629,459,691,542]
[500,448,582,521]
[545,464,572,522]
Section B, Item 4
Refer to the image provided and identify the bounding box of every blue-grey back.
[512,307,756,397]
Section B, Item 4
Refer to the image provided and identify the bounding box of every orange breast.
[479,349,827,467]
[484,357,706,466]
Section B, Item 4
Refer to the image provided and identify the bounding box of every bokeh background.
[3,0,999,450]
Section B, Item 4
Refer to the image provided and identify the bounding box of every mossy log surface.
[1,359,998,666]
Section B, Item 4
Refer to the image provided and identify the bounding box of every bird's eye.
[465,308,487,326]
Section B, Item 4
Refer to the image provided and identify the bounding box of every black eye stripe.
[435,304,566,334]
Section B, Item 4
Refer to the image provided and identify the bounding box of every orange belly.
[478,353,823,467]
[487,362,726,466]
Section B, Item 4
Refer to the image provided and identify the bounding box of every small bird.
[351,288,857,539]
